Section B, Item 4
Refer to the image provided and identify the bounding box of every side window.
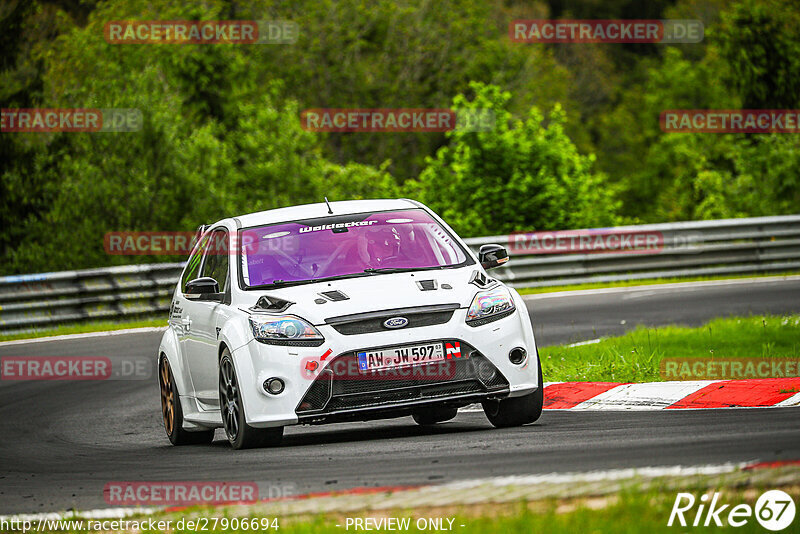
[181,234,209,293]
[200,229,230,292]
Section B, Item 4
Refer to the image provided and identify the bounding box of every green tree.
[0,0,397,273]
[717,0,800,108]
[407,83,620,237]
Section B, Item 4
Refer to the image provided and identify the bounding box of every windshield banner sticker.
[298,220,377,233]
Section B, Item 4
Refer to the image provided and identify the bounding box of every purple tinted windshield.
[240,209,469,287]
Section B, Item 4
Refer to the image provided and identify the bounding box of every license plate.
[357,342,445,372]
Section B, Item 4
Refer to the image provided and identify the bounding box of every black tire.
[219,349,283,450]
[159,356,215,445]
[412,406,458,426]
[482,352,544,428]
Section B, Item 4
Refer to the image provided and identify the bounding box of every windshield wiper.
[248,271,373,290]
[247,266,450,290]
[249,279,316,289]
[363,266,447,274]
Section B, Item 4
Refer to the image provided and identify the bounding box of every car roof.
[229,198,422,228]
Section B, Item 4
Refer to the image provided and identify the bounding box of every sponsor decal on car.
[299,220,377,233]
[383,317,409,329]
[445,342,462,359]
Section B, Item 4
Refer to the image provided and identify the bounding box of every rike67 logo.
[669,490,796,530]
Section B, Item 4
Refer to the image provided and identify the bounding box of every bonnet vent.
[250,295,294,313]
[416,279,438,291]
[319,290,349,301]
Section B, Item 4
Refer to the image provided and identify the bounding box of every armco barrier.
[464,215,800,287]
[0,264,183,335]
[1,215,799,334]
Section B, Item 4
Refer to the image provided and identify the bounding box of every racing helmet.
[357,224,402,265]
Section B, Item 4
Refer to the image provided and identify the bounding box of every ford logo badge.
[383,317,408,329]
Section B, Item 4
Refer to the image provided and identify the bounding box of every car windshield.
[239,209,470,288]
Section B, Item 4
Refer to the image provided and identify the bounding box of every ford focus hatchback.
[158,199,543,449]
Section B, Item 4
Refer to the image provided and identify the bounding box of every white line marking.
[523,275,800,301]
[775,392,800,407]
[566,338,601,347]
[0,463,755,520]
[458,382,561,412]
[439,462,751,490]
[571,380,717,410]
[0,327,168,347]
[622,291,658,300]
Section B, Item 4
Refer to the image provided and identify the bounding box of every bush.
[407,83,620,237]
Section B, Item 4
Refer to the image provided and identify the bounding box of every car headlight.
[249,315,324,346]
[466,286,516,326]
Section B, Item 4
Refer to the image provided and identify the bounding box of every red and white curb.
[463,378,800,412]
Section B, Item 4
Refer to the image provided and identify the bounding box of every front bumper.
[231,294,539,428]
[296,340,509,423]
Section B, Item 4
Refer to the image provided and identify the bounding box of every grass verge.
[516,272,799,295]
[0,318,167,343]
[146,491,795,534]
[540,313,800,382]
[30,477,799,533]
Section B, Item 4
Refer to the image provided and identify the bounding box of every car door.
[180,228,231,407]
[172,232,208,398]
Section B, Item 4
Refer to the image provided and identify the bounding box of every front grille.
[325,303,459,335]
[324,381,484,412]
[296,340,508,416]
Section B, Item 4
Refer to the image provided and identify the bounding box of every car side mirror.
[478,244,509,270]
[185,277,223,302]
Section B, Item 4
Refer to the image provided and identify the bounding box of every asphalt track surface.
[1,278,799,514]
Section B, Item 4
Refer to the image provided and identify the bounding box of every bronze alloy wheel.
[159,357,175,435]
[158,355,214,446]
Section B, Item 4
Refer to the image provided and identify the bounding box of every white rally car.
[158,199,543,449]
